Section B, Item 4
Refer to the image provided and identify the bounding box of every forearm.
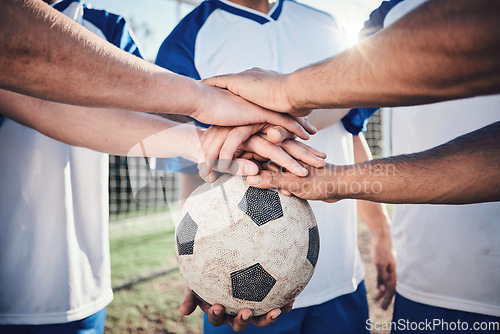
[0,90,202,159]
[336,122,500,204]
[357,199,391,238]
[285,0,500,110]
[0,0,202,115]
[353,134,391,236]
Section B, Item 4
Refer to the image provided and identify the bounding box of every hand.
[192,83,312,136]
[246,162,341,201]
[202,68,310,117]
[371,231,397,310]
[180,287,294,333]
[197,124,326,180]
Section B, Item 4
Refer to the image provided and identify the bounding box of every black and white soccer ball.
[175,174,319,316]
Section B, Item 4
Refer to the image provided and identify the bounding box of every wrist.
[319,164,359,202]
[286,59,341,111]
[330,164,366,200]
[336,161,392,201]
[284,70,315,112]
[184,126,205,163]
[153,71,203,116]
[282,72,301,111]
[188,81,209,120]
[369,220,392,240]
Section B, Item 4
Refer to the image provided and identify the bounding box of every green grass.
[106,272,203,334]
[109,225,176,282]
[107,211,204,333]
[109,206,172,223]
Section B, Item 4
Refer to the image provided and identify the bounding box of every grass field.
[106,211,393,334]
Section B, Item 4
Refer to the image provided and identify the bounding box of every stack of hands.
[179,70,320,332]
[179,69,396,332]
[190,68,324,189]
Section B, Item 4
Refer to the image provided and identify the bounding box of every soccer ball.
[175,174,319,316]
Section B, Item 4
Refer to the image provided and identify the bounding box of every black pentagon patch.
[307,226,320,267]
[238,187,283,226]
[231,263,276,302]
[176,213,198,255]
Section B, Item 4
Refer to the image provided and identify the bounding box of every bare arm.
[0,89,203,159]
[247,122,500,204]
[205,0,500,113]
[0,0,194,113]
[286,0,500,109]
[0,0,317,135]
[353,134,396,310]
[0,89,327,178]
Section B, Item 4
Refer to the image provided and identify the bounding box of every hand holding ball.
[175,174,319,316]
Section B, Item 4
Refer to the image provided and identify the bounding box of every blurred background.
[89,0,394,332]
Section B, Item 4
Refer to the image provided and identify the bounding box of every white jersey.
[0,0,142,324]
[156,0,364,308]
[387,0,500,317]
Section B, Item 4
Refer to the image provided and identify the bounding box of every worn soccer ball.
[175,174,319,316]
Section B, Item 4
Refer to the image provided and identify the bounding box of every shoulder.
[155,1,219,77]
[168,1,220,41]
[361,0,406,37]
[81,4,123,34]
[81,4,142,57]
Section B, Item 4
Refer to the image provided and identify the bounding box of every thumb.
[179,287,198,315]
[202,75,230,89]
[247,170,290,190]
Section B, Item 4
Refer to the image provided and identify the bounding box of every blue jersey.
[54,0,142,57]
[154,0,374,173]
[156,0,374,136]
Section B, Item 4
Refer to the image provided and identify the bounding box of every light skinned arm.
[0,89,325,177]
[204,0,500,114]
[0,89,203,160]
[246,121,500,204]
[0,0,316,137]
[353,134,396,310]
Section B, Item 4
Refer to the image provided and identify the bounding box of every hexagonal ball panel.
[238,187,283,226]
[307,226,320,267]
[231,263,277,302]
[176,213,198,255]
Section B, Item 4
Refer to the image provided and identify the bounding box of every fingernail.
[242,164,250,175]
[246,175,260,185]
[294,166,308,176]
[218,159,230,171]
[198,163,208,177]
[271,310,281,320]
[243,164,258,176]
[242,313,251,321]
[214,309,222,316]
